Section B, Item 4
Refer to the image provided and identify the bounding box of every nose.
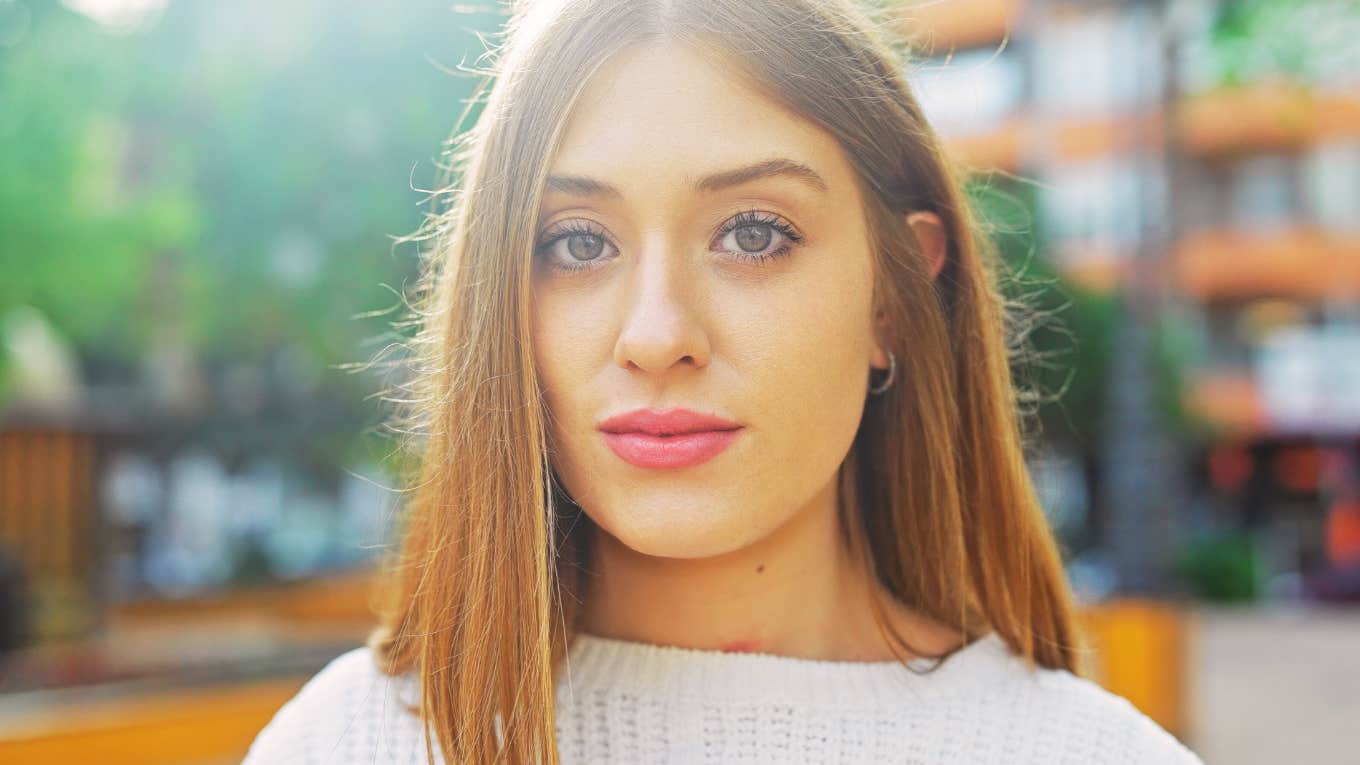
[613,233,711,376]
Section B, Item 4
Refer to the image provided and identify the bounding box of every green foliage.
[1208,0,1360,87]
[1151,307,1193,436]
[968,177,1119,452]
[0,0,508,470]
[1176,529,1265,602]
[0,5,180,360]
[966,176,1194,451]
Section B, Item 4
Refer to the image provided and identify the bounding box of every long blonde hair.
[366,0,1084,762]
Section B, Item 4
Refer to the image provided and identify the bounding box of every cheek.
[720,260,875,463]
[532,284,606,393]
[531,287,609,486]
[733,256,873,392]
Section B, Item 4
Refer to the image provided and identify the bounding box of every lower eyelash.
[728,242,795,267]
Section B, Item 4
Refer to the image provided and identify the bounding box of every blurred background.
[0,0,1357,762]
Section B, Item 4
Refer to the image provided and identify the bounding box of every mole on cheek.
[756,564,765,573]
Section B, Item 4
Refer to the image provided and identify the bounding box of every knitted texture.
[241,631,1206,764]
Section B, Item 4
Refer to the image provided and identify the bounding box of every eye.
[712,209,804,266]
[533,210,805,275]
[534,219,618,274]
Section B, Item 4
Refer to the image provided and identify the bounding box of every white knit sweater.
[241,630,1206,764]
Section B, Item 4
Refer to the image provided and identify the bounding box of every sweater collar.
[557,630,1012,707]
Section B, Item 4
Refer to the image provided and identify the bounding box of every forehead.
[547,40,855,198]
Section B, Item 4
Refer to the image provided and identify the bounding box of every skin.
[530,40,954,662]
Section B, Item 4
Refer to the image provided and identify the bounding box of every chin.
[590,494,764,560]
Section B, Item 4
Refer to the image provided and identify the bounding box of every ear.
[869,307,892,369]
[906,211,946,280]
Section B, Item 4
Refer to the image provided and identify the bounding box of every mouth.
[596,406,744,468]
[599,427,744,469]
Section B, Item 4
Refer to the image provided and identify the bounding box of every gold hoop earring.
[868,350,896,395]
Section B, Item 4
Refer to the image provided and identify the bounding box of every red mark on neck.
[720,639,761,653]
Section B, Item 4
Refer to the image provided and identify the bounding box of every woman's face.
[531,40,888,558]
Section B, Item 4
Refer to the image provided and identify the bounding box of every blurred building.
[901,0,1360,599]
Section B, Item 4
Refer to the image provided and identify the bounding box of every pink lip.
[597,407,743,469]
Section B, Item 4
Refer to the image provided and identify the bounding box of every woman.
[244,0,1206,762]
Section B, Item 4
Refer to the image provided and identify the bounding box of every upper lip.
[597,407,742,435]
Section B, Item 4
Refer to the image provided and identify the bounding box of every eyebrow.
[543,157,829,199]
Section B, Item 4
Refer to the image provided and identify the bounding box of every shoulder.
[241,646,434,765]
[894,633,1206,764]
[1006,663,1207,765]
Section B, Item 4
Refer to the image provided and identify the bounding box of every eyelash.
[533,209,805,275]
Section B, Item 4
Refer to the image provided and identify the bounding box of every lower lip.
[600,428,743,469]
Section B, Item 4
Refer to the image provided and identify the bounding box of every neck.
[578,472,940,662]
